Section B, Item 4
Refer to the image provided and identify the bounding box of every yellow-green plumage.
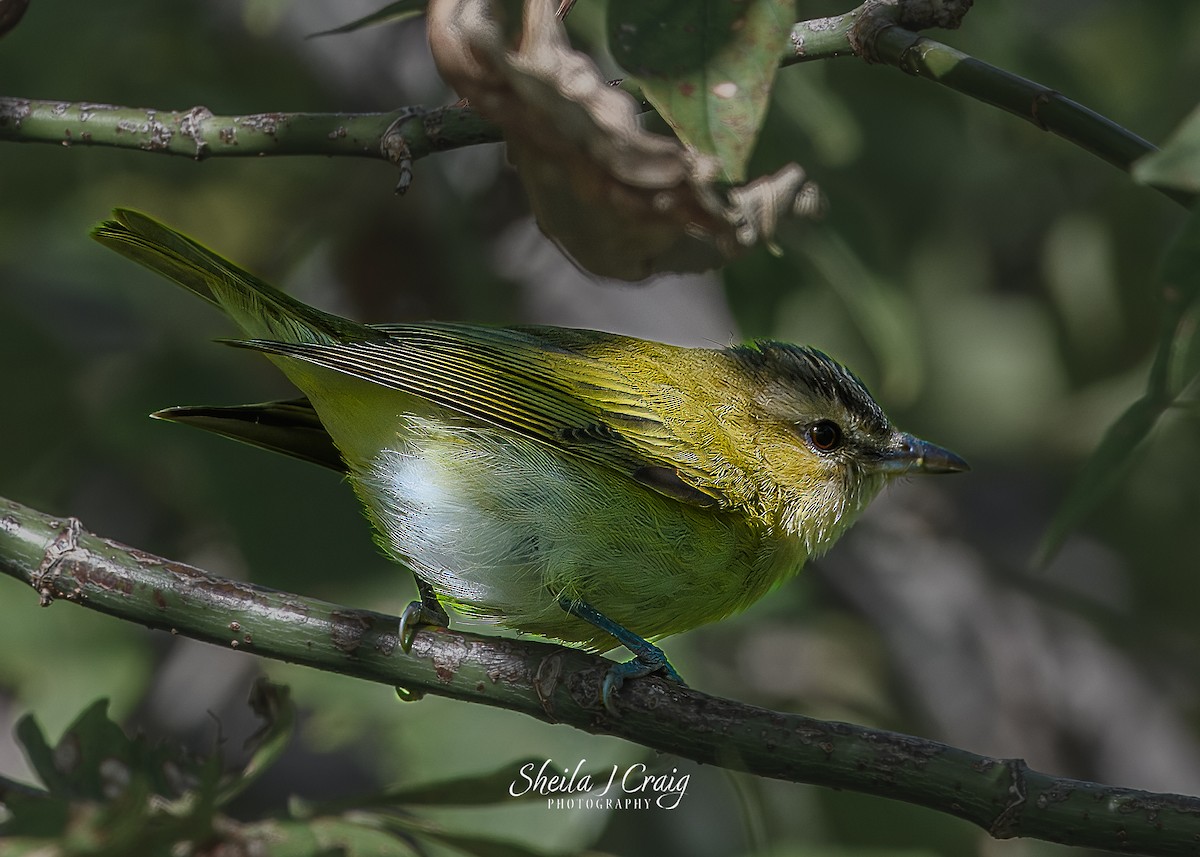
[92,209,966,663]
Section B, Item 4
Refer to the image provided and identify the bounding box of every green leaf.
[418,831,572,857]
[1160,206,1200,396]
[608,0,797,182]
[1038,206,1200,565]
[3,692,297,844]
[1133,102,1200,193]
[12,712,64,795]
[1159,204,1200,316]
[308,0,427,39]
[1035,395,1165,568]
[306,757,617,820]
[383,814,585,857]
[241,817,421,857]
[5,699,224,850]
[15,699,141,801]
[0,781,68,839]
[1167,304,1200,396]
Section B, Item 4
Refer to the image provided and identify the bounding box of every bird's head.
[729,342,968,552]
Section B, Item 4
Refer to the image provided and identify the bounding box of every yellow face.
[729,342,965,552]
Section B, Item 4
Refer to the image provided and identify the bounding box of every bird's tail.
[152,398,344,472]
[91,208,380,346]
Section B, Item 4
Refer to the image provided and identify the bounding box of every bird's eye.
[808,420,843,452]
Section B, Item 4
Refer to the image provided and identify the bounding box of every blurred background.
[2,1,1199,855]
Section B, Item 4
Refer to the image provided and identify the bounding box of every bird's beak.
[876,432,970,475]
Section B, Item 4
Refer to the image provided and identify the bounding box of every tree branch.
[1,6,1184,205]
[0,99,500,192]
[1,493,1198,856]
[785,7,1193,208]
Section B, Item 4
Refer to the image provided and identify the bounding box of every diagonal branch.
[786,10,1191,207]
[1,492,1199,856]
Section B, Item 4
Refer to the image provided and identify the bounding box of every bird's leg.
[558,597,685,714]
[398,576,450,653]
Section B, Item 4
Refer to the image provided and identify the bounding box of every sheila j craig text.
[509,758,690,810]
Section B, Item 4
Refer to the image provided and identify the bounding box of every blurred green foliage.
[2,2,1200,856]
[2,684,601,856]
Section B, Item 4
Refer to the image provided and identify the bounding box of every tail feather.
[153,399,345,472]
[91,209,382,346]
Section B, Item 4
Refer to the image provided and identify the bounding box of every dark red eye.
[808,420,843,452]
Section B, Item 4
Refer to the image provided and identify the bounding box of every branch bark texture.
[1,494,1199,856]
[0,99,499,192]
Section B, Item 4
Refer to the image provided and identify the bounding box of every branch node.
[850,0,973,62]
[848,1,902,63]
[381,109,421,194]
[0,96,30,129]
[394,157,414,195]
[1029,90,1056,132]
[988,757,1030,839]
[33,516,82,606]
[179,105,215,160]
[533,652,565,721]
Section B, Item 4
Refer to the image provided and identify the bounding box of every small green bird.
[93,209,968,711]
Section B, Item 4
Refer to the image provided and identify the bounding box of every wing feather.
[230,323,728,507]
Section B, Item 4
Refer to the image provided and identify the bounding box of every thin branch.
[787,10,864,61]
[867,29,1187,203]
[0,99,500,191]
[1,6,1185,206]
[1,494,1199,856]
[784,8,1193,208]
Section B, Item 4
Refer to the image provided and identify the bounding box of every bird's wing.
[232,323,728,508]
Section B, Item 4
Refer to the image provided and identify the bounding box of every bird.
[92,209,968,712]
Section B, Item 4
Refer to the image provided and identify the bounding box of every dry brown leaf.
[427,0,819,281]
[0,0,30,38]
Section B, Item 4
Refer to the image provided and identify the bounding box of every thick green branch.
[2,494,1199,856]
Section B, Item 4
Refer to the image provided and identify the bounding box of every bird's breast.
[350,414,807,647]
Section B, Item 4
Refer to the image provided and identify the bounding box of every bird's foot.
[602,647,686,716]
[556,596,686,715]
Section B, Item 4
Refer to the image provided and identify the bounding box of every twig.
[784,8,1192,208]
[1,494,1199,856]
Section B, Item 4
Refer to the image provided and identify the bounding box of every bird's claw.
[398,599,449,653]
